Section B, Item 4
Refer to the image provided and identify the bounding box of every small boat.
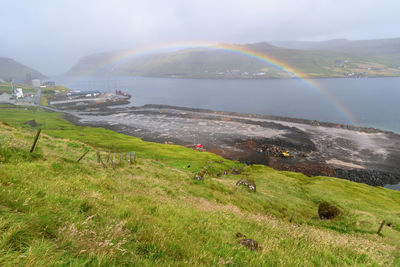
[115,89,131,99]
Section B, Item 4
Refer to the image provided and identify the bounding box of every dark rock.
[236,177,256,192]
[335,168,400,187]
[238,239,260,250]
[24,120,40,127]
[318,201,341,219]
[268,159,337,177]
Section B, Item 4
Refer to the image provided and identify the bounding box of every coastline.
[65,73,400,80]
[61,104,400,188]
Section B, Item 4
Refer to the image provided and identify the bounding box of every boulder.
[238,239,260,250]
[24,120,40,127]
[318,201,341,219]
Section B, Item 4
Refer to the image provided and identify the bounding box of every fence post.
[77,149,89,163]
[106,151,111,163]
[112,151,116,168]
[99,155,106,168]
[377,220,385,235]
[289,212,295,223]
[96,151,101,163]
[30,128,42,153]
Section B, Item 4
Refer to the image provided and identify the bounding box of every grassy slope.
[1,105,400,266]
[271,38,400,68]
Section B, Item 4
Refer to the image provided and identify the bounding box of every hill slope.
[0,57,46,81]
[0,105,400,265]
[271,38,400,66]
[67,40,400,78]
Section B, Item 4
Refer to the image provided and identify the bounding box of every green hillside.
[0,57,46,81]
[67,41,400,79]
[271,38,400,68]
[1,104,400,266]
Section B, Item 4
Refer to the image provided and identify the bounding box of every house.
[43,81,56,88]
[67,90,102,98]
[13,88,24,99]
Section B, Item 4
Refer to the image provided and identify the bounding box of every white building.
[13,88,24,99]
[31,79,41,87]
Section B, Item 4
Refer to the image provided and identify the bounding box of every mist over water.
[53,76,400,133]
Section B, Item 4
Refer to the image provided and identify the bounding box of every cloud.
[0,0,399,74]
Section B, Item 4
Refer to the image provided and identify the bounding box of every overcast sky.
[1,0,399,75]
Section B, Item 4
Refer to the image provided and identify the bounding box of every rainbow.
[74,41,357,125]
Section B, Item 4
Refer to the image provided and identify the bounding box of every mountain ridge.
[67,38,400,79]
[0,57,46,81]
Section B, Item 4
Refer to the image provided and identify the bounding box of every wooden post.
[129,152,132,164]
[77,150,89,163]
[377,220,385,235]
[119,153,123,165]
[30,128,42,152]
[96,151,101,163]
[111,152,116,168]
[106,151,111,163]
[133,152,137,163]
[289,212,295,223]
[107,145,114,164]
[99,155,106,168]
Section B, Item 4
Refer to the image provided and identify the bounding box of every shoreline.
[61,104,400,188]
[63,73,400,80]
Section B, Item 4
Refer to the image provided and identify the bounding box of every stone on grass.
[194,174,204,181]
[238,239,260,250]
[235,232,246,238]
[24,120,40,127]
[318,201,341,219]
[236,177,256,192]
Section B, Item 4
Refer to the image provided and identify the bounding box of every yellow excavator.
[282,150,291,157]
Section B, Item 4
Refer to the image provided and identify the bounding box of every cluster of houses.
[347,72,369,78]
[48,89,131,110]
[212,69,268,76]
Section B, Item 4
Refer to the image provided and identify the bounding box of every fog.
[1,0,399,75]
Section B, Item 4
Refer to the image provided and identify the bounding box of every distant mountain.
[0,57,46,81]
[270,38,400,66]
[68,39,400,79]
[67,51,117,76]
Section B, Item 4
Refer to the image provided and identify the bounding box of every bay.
[52,76,400,133]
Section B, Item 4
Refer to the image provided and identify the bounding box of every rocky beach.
[63,104,400,188]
